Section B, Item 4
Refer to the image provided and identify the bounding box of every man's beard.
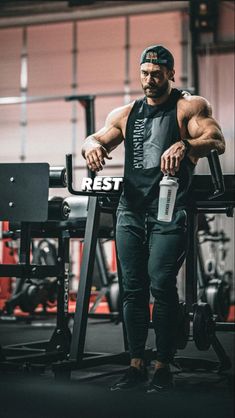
[143,80,169,98]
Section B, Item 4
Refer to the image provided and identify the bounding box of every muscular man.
[82,45,225,392]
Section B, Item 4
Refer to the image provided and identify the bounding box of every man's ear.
[168,69,175,81]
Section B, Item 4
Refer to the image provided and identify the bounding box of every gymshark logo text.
[133,118,144,169]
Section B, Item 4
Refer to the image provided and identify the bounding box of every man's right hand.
[85,145,112,172]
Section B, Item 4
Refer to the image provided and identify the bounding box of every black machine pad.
[0,163,49,222]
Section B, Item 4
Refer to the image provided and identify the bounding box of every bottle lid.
[160,175,179,188]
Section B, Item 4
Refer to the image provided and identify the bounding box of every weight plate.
[193,303,215,351]
[19,283,40,313]
[205,279,230,321]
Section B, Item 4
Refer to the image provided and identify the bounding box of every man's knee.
[150,283,178,303]
[123,288,149,306]
[149,267,176,292]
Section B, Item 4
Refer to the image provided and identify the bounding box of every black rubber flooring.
[0,317,234,418]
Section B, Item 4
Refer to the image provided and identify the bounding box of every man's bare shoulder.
[105,102,134,125]
[178,94,212,118]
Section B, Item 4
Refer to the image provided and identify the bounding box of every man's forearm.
[187,136,225,158]
[81,135,107,158]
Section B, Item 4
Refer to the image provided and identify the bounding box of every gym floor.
[0,317,234,418]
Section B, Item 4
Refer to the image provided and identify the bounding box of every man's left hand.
[161,141,186,176]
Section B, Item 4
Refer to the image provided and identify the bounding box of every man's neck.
[146,86,172,106]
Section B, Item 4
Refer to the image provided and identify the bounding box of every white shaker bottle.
[157,175,179,222]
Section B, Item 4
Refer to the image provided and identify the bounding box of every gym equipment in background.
[3,238,58,315]
[197,214,232,321]
[88,239,120,321]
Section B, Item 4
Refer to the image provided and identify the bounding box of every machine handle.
[67,150,225,200]
[207,149,225,200]
[66,154,73,193]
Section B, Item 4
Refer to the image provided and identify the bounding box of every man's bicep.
[94,109,125,151]
[186,97,223,140]
[187,115,223,139]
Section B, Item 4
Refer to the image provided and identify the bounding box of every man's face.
[140,63,174,99]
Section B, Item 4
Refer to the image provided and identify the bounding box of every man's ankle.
[155,361,169,371]
[130,358,144,370]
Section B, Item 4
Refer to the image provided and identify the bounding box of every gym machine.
[0,163,72,369]
[1,187,68,317]
[0,161,123,372]
[0,150,234,377]
[52,150,235,378]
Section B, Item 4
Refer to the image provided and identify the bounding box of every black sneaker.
[147,367,174,393]
[110,366,148,391]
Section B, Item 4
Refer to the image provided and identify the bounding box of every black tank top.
[119,89,195,210]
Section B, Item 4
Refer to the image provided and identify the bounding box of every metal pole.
[124,16,130,105]
[181,11,189,89]
[189,0,199,95]
[47,231,71,354]
[85,96,95,137]
[69,196,100,362]
[71,21,78,166]
[85,97,95,180]
[20,26,28,161]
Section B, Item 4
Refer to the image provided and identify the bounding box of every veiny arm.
[186,96,225,158]
[161,96,225,175]
[81,105,130,172]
